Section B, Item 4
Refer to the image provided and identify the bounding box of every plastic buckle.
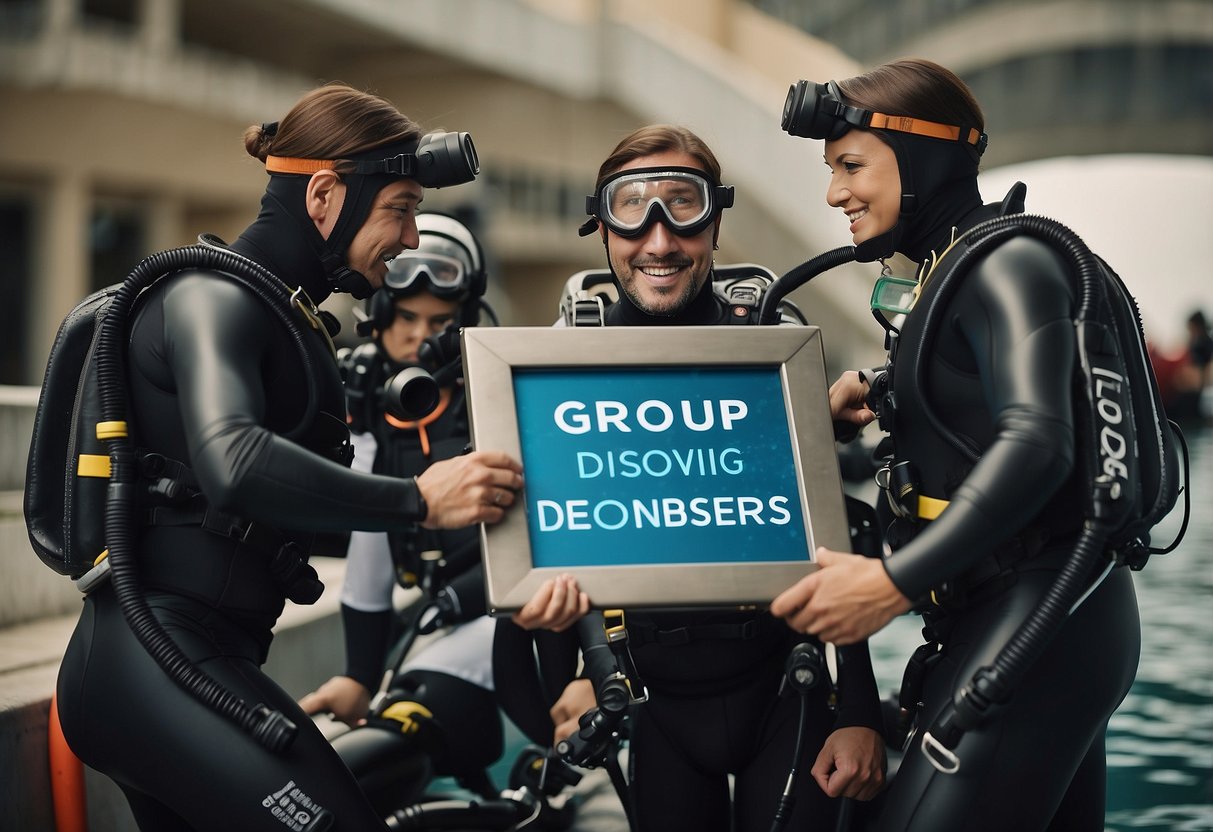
[921,731,961,774]
[601,610,649,704]
[73,553,112,594]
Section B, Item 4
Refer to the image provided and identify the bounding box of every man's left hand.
[811,726,886,801]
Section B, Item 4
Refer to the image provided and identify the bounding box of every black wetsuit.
[870,188,1141,832]
[602,281,884,832]
[56,210,425,830]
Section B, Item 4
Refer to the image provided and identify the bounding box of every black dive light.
[350,131,480,188]
[781,80,857,140]
[782,79,989,155]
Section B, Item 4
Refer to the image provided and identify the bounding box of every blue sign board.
[513,366,809,568]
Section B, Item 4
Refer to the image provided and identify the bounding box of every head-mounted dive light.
[266,130,480,188]
[782,80,987,156]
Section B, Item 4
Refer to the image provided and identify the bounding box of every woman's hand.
[770,548,911,644]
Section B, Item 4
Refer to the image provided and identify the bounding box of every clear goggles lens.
[385,252,468,296]
[600,170,715,235]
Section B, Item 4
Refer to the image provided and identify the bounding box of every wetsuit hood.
[244,135,428,301]
[856,130,983,264]
[230,179,334,305]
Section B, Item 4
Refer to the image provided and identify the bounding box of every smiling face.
[604,151,717,316]
[343,179,424,289]
[823,130,902,246]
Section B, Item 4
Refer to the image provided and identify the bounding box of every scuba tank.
[764,213,1190,772]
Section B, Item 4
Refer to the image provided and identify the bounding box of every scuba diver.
[508,125,886,832]
[769,59,1142,831]
[53,83,523,831]
[298,211,507,788]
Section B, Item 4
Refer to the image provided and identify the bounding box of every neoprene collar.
[603,271,725,326]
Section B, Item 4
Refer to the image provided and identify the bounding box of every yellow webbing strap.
[77,454,111,478]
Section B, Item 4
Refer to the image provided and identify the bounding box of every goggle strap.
[866,113,986,149]
[266,155,334,175]
[266,154,421,177]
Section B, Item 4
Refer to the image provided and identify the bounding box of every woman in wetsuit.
[769,59,1141,831]
[55,84,523,831]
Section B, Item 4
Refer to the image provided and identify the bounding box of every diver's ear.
[712,214,723,249]
[305,170,346,238]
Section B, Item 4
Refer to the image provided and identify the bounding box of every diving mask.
[581,166,734,238]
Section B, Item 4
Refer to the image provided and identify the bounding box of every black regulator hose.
[757,245,856,325]
[95,245,322,754]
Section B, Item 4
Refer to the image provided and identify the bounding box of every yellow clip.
[77,454,111,478]
[95,550,109,566]
[603,609,627,640]
[95,421,127,440]
[380,700,433,735]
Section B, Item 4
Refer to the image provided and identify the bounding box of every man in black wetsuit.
[770,60,1141,831]
[55,84,522,831]
[512,124,886,832]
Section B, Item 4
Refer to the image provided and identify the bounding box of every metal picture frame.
[462,326,849,614]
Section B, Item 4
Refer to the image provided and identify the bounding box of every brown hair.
[596,124,724,189]
[243,82,423,173]
[837,58,984,135]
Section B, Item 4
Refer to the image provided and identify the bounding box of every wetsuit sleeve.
[883,238,1077,601]
[160,274,426,532]
[341,604,392,691]
[832,640,884,731]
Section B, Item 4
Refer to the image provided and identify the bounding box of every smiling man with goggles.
[580,166,735,238]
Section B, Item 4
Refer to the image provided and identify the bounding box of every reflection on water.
[865,427,1213,832]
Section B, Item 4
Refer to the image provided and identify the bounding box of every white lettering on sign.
[536,495,791,531]
[553,399,749,434]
